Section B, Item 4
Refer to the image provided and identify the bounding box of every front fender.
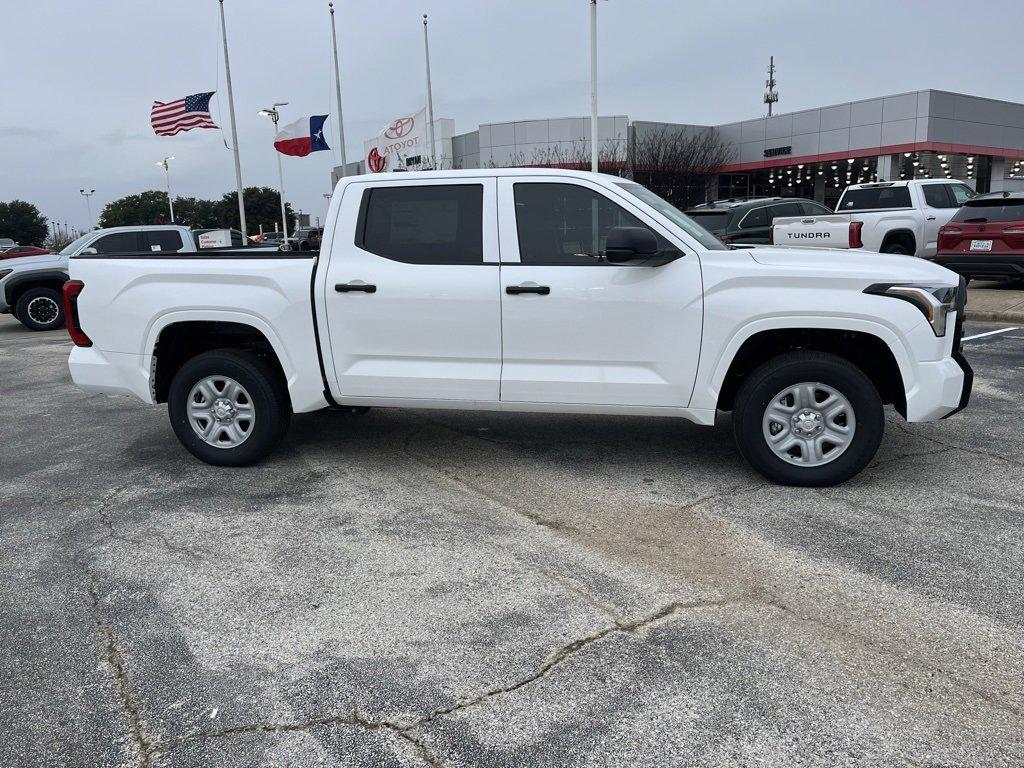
[692,314,917,413]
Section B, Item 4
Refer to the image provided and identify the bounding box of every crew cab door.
[497,177,703,407]
[322,177,501,401]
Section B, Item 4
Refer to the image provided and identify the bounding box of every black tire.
[167,350,290,467]
[881,242,910,255]
[15,287,65,331]
[732,351,884,487]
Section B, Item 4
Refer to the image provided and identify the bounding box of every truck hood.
[746,247,960,284]
[1,252,63,271]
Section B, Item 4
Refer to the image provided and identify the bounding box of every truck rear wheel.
[15,287,65,331]
[167,350,290,467]
[732,351,884,486]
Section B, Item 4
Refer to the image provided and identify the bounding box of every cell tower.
[764,56,779,117]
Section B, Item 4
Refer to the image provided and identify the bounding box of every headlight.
[0,268,12,280]
[863,282,958,337]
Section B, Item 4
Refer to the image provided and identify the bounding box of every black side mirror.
[604,226,673,266]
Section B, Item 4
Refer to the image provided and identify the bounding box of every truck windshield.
[59,233,94,256]
[838,186,912,211]
[615,183,727,250]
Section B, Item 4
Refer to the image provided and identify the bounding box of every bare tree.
[629,126,735,209]
[486,138,627,174]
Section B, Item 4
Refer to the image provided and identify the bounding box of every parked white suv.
[770,179,976,256]
[65,169,972,486]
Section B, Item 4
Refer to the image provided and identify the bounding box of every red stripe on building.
[719,141,1024,173]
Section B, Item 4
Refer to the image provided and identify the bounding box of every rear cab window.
[838,186,912,211]
[684,211,730,235]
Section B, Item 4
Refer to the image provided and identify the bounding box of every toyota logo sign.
[384,116,415,139]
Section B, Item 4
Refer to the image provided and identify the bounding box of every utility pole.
[764,56,779,117]
[155,157,175,222]
[79,189,95,230]
[219,0,247,236]
[329,2,348,178]
[422,13,435,169]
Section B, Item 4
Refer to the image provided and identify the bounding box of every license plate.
[970,239,993,251]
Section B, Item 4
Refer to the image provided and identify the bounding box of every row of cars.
[705,178,1024,283]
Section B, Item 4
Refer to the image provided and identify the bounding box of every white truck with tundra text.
[66,169,973,486]
[770,179,976,255]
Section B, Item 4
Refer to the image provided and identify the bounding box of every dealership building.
[333,89,1024,207]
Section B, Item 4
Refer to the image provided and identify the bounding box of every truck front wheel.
[732,351,884,486]
[167,350,291,467]
[15,287,65,331]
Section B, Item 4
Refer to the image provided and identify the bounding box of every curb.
[965,310,1024,324]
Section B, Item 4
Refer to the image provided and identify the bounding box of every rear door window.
[91,232,142,253]
[358,184,483,264]
[767,202,804,221]
[922,184,955,209]
[839,186,913,210]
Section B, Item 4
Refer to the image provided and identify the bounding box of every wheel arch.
[4,270,69,308]
[710,322,911,417]
[148,315,293,406]
[880,228,917,254]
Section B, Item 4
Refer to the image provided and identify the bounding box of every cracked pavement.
[1,314,1022,767]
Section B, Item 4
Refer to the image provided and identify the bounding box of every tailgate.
[771,214,853,248]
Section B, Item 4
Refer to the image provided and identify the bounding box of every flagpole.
[329,2,348,178]
[219,0,247,237]
[258,105,291,240]
[422,13,435,170]
[589,0,598,173]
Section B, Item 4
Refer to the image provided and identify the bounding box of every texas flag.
[273,115,330,157]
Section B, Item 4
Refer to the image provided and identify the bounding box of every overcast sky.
[3,0,1022,230]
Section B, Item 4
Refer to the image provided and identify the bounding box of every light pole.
[258,103,290,239]
[155,157,175,222]
[79,189,95,230]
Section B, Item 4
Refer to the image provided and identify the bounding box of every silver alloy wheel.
[187,375,256,449]
[27,296,60,325]
[762,382,856,467]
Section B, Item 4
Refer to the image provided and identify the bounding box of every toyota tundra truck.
[65,169,972,486]
[770,179,977,256]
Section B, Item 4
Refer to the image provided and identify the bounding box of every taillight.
[849,221,864,249]
[62,280,92,347]
[941,227,962,235]
[767,226,774,245]
[1002,226,1024,235]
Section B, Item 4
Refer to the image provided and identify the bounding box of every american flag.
[151,92,218,136]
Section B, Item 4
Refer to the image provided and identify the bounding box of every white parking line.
[962,327,1021,341]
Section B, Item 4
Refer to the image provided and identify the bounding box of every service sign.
[364,108,427,173]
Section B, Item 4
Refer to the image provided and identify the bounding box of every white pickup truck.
[66,169,973,486]
[770,179,976,256]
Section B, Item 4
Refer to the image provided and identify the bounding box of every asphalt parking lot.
[1,313,1022,768]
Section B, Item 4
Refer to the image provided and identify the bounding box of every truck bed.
[67,249,328,412]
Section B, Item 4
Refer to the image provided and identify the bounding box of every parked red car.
[933,191,1024,282]
[0,245,50,259]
